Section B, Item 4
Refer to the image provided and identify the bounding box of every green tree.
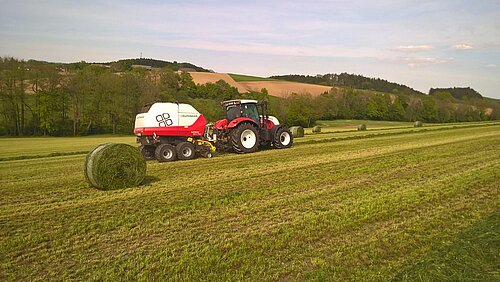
[36,90,61,135]
[366,94,389,120]
[388,97,405,121]
[179,72,197,97]
[422,97,438,122]
[284,94,317,127]
[405,98,423,121]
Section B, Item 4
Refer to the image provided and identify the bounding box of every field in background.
[239,80,332,97]
[316,119,415,129]
[189,72,332,97]
[1,122,499,280]
[310,120,497,134]
[188,72,248,93]
[228,73,276,82]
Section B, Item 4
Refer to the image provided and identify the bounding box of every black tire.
[201,151,213,158]
[176,142,196,160]
[139,145,156,160]
[273,126,293,149]
[155,144,177,162]
[231,123,259,153]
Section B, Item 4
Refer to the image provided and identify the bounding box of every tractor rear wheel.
[155,144,177,162]
[139,145,156,160]
[231,123,259,153]
[273,126,293,149]
[176,142,196,160]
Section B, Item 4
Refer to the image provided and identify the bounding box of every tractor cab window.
[226,105,241,122]
[242,103,259,123]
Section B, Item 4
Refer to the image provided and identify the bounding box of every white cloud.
[451,43,473,50]
[486,64,497,68]
[403,57,453,67]
[395,45,434,52]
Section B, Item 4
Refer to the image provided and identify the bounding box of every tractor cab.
[223,99,260,125]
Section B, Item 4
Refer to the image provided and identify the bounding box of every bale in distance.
[357,124,367,131]
[312,126,321,134]
[84,143,146,190]
[289,126,304,138]
[414,121,423,127]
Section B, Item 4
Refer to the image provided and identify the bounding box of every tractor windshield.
[242,103,259,124]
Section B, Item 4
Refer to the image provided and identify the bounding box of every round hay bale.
[414,121,423,127]
[84,143,146,190]
[312,126,321,134]
[357,124,367,131]
[84,143,111,185]
[289,126,304,138]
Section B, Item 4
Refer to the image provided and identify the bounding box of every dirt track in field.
[188,72,332,97]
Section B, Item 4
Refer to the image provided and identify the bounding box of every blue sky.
[1,0,499,98]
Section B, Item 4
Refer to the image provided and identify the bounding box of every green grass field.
[0,135,136,160]
[1,121,499,280]
[228,73,277,82]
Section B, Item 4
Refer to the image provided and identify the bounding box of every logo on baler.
[156,113,173,127]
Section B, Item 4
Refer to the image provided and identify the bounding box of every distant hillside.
[430,87,482,100]
[189,72,332,97]
[270,73,425,96]
[103,58,212,72]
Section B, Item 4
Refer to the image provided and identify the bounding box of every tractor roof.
[222,99,258,107]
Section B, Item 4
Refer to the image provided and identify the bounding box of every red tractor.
[213,99,293,153]
[134,99,293,162]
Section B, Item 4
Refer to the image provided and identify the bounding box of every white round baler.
[134,103,213,162]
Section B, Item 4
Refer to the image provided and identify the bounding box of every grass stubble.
[0,122,498,281]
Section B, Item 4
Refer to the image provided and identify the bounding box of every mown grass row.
[296,122,500,145]
[394,211,499,281]
[1,121,497,161]
[0,125,499,280]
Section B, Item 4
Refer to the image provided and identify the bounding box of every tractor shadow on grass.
[142,175,160,186]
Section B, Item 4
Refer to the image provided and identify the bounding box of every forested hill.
[430,87,482,100]
[102,58,212,72]
[270,73,425,96]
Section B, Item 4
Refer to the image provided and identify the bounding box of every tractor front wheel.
[231,123,259,153]
[155,144,177,162]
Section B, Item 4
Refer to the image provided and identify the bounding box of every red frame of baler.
[134,114,207,137]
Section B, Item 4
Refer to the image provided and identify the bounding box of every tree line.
[104,58,213,73]
[271,73,424,96]
[0,57,498,136]
[429,87,482,100]
[0,57,265,136]
[272,88,499,128]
